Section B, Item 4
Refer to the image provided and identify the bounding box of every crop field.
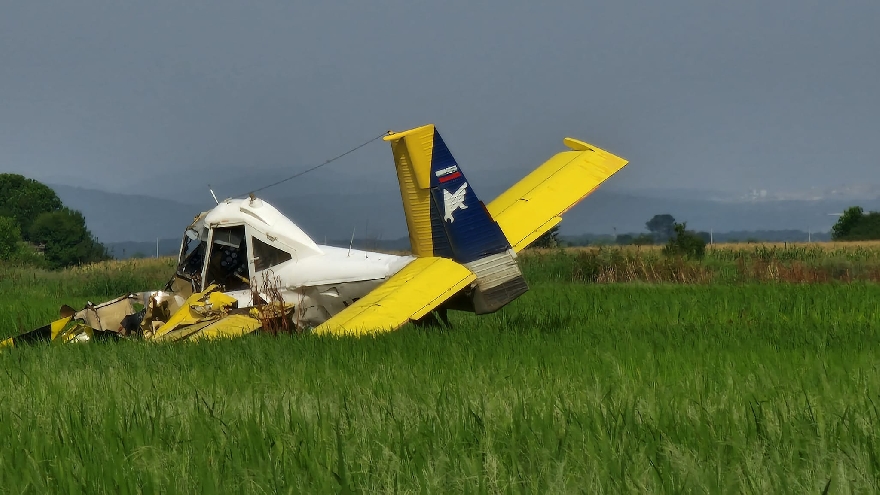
[2,244,880,493]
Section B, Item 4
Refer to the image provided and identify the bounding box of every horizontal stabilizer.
[487,138,628,251]
[313,257,475,336]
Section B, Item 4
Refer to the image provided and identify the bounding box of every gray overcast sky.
[1,1,878,197]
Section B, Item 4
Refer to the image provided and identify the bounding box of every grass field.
[2,245,879,493]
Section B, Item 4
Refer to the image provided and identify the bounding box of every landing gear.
[413,308,451,329]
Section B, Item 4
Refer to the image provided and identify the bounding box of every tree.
[849,212,880,240]
[830,206,880,241]
[530,225,561,249]
[646,214,676,242]
[28,208,110,268]
[0,216,21,261]
[832,206,865,240]
[662,222,707,259]
[0,174,63,240]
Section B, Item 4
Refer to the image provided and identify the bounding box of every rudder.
[384,125,528,313]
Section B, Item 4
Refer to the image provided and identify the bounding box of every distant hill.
[557,191,880,235]
[49,183,880,248]
[50,185,206,243]
[50,183,409,243]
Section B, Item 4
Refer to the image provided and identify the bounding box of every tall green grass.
[2,282,880,493]
[0,258,174,336]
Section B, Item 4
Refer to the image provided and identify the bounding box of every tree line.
[831,206,880,241]
[0,174,110,268]
[530,214,708,258]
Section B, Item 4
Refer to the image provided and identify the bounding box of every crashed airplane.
[1,124,628,348]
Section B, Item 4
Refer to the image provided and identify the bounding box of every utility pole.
[156,238,159,258]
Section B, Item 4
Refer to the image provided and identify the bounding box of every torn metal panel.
[151,284,231,340]
[74,294,139,333]
[150,286,292,342]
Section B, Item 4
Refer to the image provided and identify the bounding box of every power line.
[228,131,389,199]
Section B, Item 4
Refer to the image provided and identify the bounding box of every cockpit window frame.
[201,224,250,292]
[175,222,295,292]
[245,225,295,280]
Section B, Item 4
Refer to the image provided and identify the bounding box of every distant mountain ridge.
[49,185,206,243]
[49,183,880,248]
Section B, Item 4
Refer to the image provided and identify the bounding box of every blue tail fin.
[382,124,511,263]
[426,129,512,264]
[385,125,528,313]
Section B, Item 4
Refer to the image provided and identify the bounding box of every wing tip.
[563,137,629,167]
[563,137,592,151]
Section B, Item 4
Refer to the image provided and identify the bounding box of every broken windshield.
[177,230,207,282]
[204,226,249,291]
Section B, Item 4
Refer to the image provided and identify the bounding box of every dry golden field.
[552,239,880,254]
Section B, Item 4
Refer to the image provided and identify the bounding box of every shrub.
[663,222,707,260]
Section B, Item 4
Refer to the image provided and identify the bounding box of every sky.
[2,1,879,198]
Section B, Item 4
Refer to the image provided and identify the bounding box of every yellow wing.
[313,257,476,337]
[487,138,628,252]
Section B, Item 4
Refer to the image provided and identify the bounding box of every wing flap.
[487,138,628,251]
[313,257,476,336]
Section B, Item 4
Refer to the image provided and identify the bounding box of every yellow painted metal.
[384,124,435,188]
[49,316,74,340]
[313,257,476,337]
[53,319,96,344]
[151,289,211,338]
[148,283,267,342]
[151,285,236,339]
[0,316,79,350]
[206,291,238,309]
[190,314,263,341]
[384,125,437,257]
[487,138,628,251]
[152,318,218,343]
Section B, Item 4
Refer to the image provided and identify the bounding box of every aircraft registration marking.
[435,165,458,177]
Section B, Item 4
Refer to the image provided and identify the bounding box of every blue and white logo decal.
[442,182,469,223]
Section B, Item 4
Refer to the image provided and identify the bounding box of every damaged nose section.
[1,280,302,351]
[146,283,302,342]
[1,293,151,349]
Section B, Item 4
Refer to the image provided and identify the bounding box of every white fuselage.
[227,245,415,326]
[175,197,415,328]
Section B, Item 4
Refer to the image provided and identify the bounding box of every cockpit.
[173,209,296,294]
[175,225,249,292]
[203,226,250,291]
